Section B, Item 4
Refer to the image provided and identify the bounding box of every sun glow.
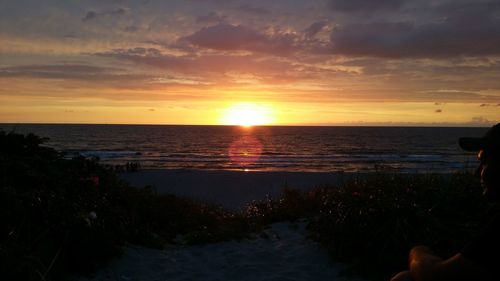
[221,103,275,127]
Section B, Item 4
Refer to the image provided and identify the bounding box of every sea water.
[0,124,486,173]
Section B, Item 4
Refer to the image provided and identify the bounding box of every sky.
[1,0,499,126]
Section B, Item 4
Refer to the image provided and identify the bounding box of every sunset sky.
[1,0,500,126]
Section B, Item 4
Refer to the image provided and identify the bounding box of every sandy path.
[82,170,369,280]
[77,221,365,281]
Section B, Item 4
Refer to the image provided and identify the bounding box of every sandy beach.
[120,169,361,210]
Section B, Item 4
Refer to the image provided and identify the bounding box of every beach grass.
[245,172,495,280]
[0,131,253,280]
[1,131,494,281]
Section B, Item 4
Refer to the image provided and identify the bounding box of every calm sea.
[0,124,486,173]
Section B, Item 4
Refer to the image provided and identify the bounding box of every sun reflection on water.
[228,135,263,170]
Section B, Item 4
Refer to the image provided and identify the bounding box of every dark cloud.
[105,49,183,69]
[182,23,326,56]
[338,57,500,91]
[1,64,114,74]
[81,8,128,22]
[184,24,266,50]
[114,47,162,56]
[331,21,500,58]
[94,48,303,81]
[414,91,498,103]
[435,1,500,22]
[162,40,199,54]
[235,4,270,15]
[0,64,147,81]
[328,0,405,13]
[82,11,98,22]
[304,21,329,38]
[196,12,226,24]
[110,7,127,16]
[435,109,442,113]
[0,63,211,97]
[330,1,500,58]
[124,25,138,32]
[90,0,125,3]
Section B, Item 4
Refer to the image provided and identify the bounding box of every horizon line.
[0,122,494,128]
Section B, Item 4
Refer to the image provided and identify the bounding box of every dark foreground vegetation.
[1,131,494,281]
[247,173,494,280]
[0,131,253,281]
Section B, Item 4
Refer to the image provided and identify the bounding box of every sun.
[221,103,275,127]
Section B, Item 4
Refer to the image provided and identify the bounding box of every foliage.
[0,131,252,281]
[244,188,318,224]
[245,172,492,280]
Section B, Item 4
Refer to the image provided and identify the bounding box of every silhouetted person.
[125,161,140,172]
[391,123,500,281]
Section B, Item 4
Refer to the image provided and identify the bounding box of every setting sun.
[220,103,275,126]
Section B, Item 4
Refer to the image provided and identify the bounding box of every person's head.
[459,123,500,200]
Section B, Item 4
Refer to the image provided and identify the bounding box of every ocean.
[0,124,486,173]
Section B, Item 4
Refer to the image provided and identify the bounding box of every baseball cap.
[459,123,500,152]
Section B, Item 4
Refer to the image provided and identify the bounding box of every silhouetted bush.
[245,173,493,280]
[0,131,252,280]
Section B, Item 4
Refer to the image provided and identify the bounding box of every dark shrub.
[0,131,251,280]
[246,173,491,280]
